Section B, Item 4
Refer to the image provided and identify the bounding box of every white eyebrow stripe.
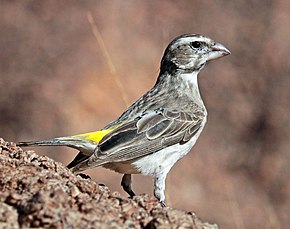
[170,36,212,49]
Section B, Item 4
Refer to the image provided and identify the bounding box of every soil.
[0,138,218,229]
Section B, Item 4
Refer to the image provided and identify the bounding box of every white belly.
[132,133,200,176]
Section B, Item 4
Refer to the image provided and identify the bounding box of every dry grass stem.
[87,12,130,107]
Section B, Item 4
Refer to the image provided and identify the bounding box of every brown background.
[1,1,290,228]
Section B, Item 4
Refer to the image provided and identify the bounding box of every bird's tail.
[17,127,117,155]
[17,136,97,156]
[18,139,63,147]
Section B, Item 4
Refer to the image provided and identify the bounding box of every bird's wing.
[87,108,205,165]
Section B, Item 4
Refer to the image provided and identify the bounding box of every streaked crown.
[160,34,230,74]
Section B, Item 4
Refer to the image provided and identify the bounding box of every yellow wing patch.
[76,127,116,143]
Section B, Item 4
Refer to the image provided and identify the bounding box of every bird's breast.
[132,130,203,176]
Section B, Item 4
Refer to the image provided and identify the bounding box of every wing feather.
[136,112,166,133]
[146,119,173,139]
[89,108,205,164]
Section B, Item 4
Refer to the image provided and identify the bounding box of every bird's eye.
[191,41,201,49]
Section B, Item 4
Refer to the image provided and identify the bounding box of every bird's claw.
[160,201,167,208]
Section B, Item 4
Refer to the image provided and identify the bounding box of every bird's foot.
[160,201,167,208]
[128,190,136,198]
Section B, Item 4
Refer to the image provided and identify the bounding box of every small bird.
[17,34,230,207]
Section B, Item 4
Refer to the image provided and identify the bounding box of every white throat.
[181,71,199,89]
[179,71,205,108]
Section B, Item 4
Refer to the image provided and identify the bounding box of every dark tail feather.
[17,139,68,147]
[67,152,89,169]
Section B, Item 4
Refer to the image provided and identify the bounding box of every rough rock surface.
[0,138,218,229]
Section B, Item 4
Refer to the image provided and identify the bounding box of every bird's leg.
[121,174,136,197]
[153,173,167,208]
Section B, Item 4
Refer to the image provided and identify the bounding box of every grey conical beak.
[207,42,231,62]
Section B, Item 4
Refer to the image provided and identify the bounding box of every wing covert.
[92,108,205,164]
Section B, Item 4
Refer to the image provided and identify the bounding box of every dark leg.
[121,174,136,197]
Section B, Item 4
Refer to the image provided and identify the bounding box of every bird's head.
[160,34,230,74]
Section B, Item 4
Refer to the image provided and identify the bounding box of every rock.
[0,138,218,228]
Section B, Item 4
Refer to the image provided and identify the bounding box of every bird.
[17,34,230,207]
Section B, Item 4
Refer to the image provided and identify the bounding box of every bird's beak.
[207,42,231,62]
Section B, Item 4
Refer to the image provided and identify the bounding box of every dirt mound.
[0,139,217,228]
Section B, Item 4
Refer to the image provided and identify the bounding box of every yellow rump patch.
[76,127,116,143]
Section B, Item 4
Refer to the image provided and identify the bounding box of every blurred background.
[1,1,289,228]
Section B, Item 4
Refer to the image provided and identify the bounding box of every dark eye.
[191,41,201,49]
